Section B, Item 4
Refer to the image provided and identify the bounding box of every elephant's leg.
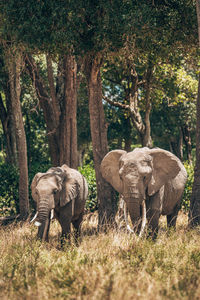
[72,212,84,244]
[59,220,71,247]
[58,203,73,247]
[167,203,180,229]
[147,192,162,239]
[147,209,160,239]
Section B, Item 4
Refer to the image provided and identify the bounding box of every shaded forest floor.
[0,211,200,300]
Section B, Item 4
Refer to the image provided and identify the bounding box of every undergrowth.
[0,212,200,300]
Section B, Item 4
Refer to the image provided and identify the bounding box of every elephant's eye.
[53,189,58,194]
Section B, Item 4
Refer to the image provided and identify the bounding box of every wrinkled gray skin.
[31,164,88,244]
[101,147,187,238]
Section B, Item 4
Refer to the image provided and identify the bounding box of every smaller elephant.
[31,164,88,244]
[101,147,187,238]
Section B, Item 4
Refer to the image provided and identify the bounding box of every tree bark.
[84,54,117,228]
[59,55,78,168]
[124,117,132,152]
[189,0,200,226]
[26,54,78,168]
[6,49,29,219]
[0,81,17,164]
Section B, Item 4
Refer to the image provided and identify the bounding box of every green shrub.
[181,162,194,212]
[0,160,51,217]
[0,163,19,216]
[79,163,97,212]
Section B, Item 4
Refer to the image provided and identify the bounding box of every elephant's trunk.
[37,198,50,224]
[35,198,51,241]
[125,198,141,232]
[37,217,50,241]
[125,197,147,237]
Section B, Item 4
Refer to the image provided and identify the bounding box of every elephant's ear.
[100,150,127,194]
[31,172,44,202]
[148,148,181,196]
[59,165,79,207]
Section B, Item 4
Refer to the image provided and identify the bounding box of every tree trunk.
[59,55,78,168]
[25,54,78,168]
[0,85,17,165]
[142,62,153,148]
[124,117,132,152]
[84,54,117,228]
[25,54,60,166]
[6,49,29,219]
[189,0,200,226]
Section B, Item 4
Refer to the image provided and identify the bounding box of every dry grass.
[0,211,200,300]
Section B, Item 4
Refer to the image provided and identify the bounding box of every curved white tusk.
[30,211,38,223]
[126,224,135,233]
[123,200,135,233]
[139,199,146,238]
[34,221,42,227]
[50,209,54,220]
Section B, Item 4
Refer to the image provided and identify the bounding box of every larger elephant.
[100,147,187,238]
[31,164,88,243]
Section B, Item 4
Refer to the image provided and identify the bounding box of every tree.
[189,0,200,226]
[103,54,154,147]
[151,64,197,161]
[25,54,78,168]
[4,46,29,218]
[102,0,197,150]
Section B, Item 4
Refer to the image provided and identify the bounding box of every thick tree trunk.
[142,62,153,148]
[189,0,200,226]
[85,55,117,228]
[0,85,17,164]
[59,55,78,168]
[189,75,200,225]
[6,50,29,219]
[124,117,132,152]
[26,54,78,168]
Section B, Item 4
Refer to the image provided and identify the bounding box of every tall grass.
[0,212,200,300]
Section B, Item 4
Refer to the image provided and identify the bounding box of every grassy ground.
[0,212,200,300]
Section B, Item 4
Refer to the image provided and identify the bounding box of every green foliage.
[182,162,194,212]
[0,162,19,216]
[79,163,97,212]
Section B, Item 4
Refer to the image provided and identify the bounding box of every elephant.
[30,164,88,244]
[100,147,187,238]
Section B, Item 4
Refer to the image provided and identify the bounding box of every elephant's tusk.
[123,200,136,234]
[34,221,42,227]
[139,199,146,238]
[50,209,54,220]
[126,224,135,233]
[30,211,38,223]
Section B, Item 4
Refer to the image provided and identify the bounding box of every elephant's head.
[31,165,77,240]
[100,147,181,234]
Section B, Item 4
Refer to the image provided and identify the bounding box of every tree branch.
[103,95,129,109]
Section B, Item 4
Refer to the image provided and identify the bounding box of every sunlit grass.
[0,212,200,300]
